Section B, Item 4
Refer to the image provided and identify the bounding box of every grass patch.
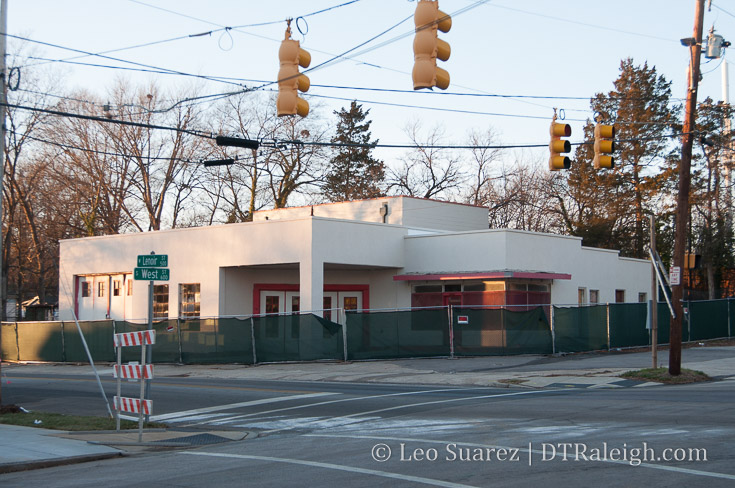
[497,378,528,385]
[0,407,166,431]
[621,368,711,384]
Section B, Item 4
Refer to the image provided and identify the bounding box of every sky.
[8,0,735,167]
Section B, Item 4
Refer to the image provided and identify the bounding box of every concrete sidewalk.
[1,344,734,474]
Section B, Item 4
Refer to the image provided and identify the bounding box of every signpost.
[134,252,169,421]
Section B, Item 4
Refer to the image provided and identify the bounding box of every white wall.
[254,196,488,232]
[60,217,410,320]
[403,229,651,305]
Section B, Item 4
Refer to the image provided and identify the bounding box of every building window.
[127,279,133,296]
[153,285,169,318]
[323,296,332,322]
[590,290,599,304]
[638,292,647,303]
[413,285,443,293]
[113,280,122,297]
[179,283,201,318]
[578,288,587,305]
[265,295,280,314]
[97,281,106,298]
[291,296,300,313]
[344,296,358,311]
[615,289,626,303]
[81,281,90,298]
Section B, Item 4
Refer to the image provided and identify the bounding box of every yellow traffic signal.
[277,22,311,117]
[549,122,572,171]
[593,124,615,169]
[413,0,451,90]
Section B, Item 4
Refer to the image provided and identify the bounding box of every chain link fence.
[2,299,733,363]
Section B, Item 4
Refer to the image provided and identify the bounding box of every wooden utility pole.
[670,0,706,376]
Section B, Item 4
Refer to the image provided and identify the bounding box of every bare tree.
[464,128,504,206]
[387,121,465,200]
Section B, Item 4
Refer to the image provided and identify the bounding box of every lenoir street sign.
[137,254,168,267]
[134,254,169,281]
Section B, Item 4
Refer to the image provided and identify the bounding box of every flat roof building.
[59,196,651,322]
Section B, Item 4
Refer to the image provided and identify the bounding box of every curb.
[0,452,123,474]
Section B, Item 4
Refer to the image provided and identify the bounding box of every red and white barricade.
[114,364,154,380]
[114,396,152,415]
[114,330,155,348]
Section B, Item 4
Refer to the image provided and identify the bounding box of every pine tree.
[564,58,679,258]
[324,101,385,202]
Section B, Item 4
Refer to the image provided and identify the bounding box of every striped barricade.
[114,396,152,415]
[114,364,154,380]
[114,330,155,347]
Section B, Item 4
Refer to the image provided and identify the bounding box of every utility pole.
[650,216,658,369]
[0,0,7,406]
[670,0,706,376]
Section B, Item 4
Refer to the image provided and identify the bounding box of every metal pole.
[670,0,706,376]
[550,306,556,354]
[341,309,348,362]
[250,316,257,365]
[448,305,455,359]
[70,310,113,418]
[144,251,154,416]
[650,215,658,368]
[0,0,8,404]
[137,342,146,443]
[606,303,611,351]
[116,344,121,431]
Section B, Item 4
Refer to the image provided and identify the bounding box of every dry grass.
[620,368,711,384]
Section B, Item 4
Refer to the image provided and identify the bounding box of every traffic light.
[549,122,572,171]
[277,23,311,117]
[593,124,615,169]
[413,0,451,90]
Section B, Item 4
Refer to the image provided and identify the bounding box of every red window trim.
[253,283,369,315]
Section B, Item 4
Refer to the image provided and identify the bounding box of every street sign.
[134,267,170,281]
[669,266,681,286]
[137,254,168,267]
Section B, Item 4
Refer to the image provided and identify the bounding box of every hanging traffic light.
[413,0,451,90]
[549,121,572,171]
[277,21,311,117]
[593,124,615,169]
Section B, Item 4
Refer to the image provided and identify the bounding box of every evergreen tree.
[689,98,734,297]
[564,58,679,258]
[324,101,385,201]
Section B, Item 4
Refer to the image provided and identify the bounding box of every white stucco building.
[59,196,652,322]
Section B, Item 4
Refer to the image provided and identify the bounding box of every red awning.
[393,271,571,281]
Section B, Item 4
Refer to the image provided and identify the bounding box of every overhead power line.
[2,102,214,139]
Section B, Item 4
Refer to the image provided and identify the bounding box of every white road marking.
[261,389,562,433]
[150,392,339,422]
[196,387,512,427]
[182,451,480,488]
[307,434,735,482]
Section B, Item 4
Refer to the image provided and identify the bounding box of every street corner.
[55,429,253,453]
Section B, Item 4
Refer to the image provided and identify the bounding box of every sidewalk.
[2,344,734,474]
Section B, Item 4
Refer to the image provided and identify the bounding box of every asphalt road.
[2,371,735,487]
